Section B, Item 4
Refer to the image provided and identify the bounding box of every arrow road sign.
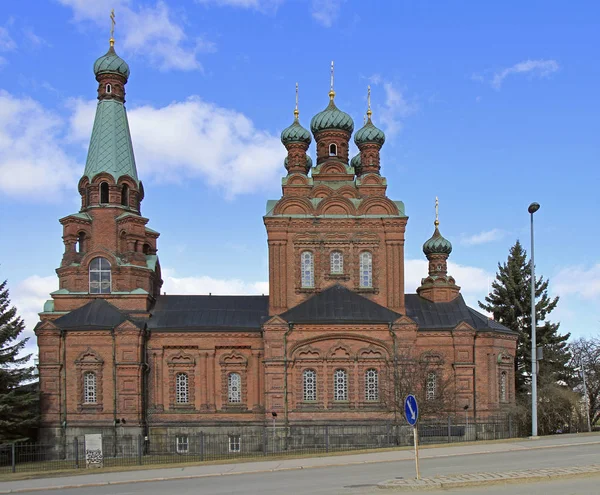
[404,394,419,426]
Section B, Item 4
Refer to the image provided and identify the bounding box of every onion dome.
[354,119,385,146]
[423,225,453,256]
[94,45,130,80]
[281,117,312,145]
[311,98,354,134]
[350,153,362,171]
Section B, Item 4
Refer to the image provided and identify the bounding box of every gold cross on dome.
[435,196,439,226]
[294,82,299,119]
[110,9,116,44]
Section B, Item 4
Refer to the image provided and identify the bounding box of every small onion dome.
[310,99,354,134]
[350,153,361,170]
[94,45,130,80]
[354,119,385,146]
[281,118,312,145]
[423,226,453,256]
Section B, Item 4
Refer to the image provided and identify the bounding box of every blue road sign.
[404,394,419,426]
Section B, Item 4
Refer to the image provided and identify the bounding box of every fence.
[0,416,522,475]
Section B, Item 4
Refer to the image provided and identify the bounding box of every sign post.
[404,394,420,480]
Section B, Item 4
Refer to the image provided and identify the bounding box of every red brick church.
[35,36,517,444]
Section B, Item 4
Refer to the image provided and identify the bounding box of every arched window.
[228,372,241,403]
[365,369,378,401]
[143,243,151,255]
[76,232,86,254]
[100,182,109,204]
[334,369,348,401]
[301,251,314,288]
[330,251,343,274]
[105,83,112,94]
[84,371,97,404]
[359,251,373,288]
[499,371,507,402]
[426,372,437,401]
[303,369,317,401]
[89,257,111,294]
[329,143,337,156]
[176,373,189,404]
[121,184,129,206]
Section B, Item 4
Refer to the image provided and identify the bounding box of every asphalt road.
[14,439,600,495]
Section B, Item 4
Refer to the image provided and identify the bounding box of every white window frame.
[301,251,314,288]
[84,371,97,404]
[303,369,317,401]
[330,251,343,275]
[105,83,112,94]
[176,373,189,404]
[228,435,241,453]
[334,369,348,401]
[359,252,373,288]
[228,372,242,403]
[365,369,378,401]
[426,372,437,401]
[329,143,337,156]
[89,257,111,294]
[176,435,189,453]
[500,371,507,402]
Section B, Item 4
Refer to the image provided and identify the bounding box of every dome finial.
[109,9,116,48]
[435,196,440,228]
[329,61,336,101]
[367,85,372,121]
[294,82,299,120]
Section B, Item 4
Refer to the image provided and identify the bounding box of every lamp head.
[528,202,540,214]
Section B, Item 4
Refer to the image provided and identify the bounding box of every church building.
[35,34,517,444]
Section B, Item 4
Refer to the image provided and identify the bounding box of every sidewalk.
[1,433,599,494]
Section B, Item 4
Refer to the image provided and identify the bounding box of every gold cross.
[294,82,299,119]
[367,85,372,120]
[329,61,335,100]
[435,196,439,226]
[110,9,116,43]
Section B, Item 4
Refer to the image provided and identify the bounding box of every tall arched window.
[365,369,378,401]
[228,372,241,403]
[330,251,343,274]
[359,251,373,288]
[84,371,97,404]
[334,369,348,401]
[105,83,112,94]
[426,372,437,401]
[121,184,129,206]
[499,371,507,402]
[303,369,317,401]
[89,257,111,294]
[329,143,337,156]
[76,232,86,254]
[176,373,189,404]
[100,182,109,204]
[301,251,314,288]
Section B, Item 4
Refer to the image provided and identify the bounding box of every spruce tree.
[479,241,571,395]
[0,279,38,442]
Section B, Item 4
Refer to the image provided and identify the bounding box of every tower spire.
[435,196,439,227]
[294,82,299,120]
[367,85,372,121]
[329,61,335,101]
[109,9,116,47]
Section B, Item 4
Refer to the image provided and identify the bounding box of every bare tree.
[569,337,600,428]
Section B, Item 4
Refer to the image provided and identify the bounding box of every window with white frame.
[365,369,379,401]
[176,373,189,404]
[84,371,97,404]
[228,372,241,403]
[105,83,112,94]
[303,369,317,401]
[330,251,343,275]
[359,252,373,288]
[229,435,241,452]
[89,257,111,294]
[334,369,348,401]
[329,143,337,156]
[176,435,189,453]
[500,371,507,402]
[426,372,437,401]
[301,251,314,288]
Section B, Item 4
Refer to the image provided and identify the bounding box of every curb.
[377,465,600,491]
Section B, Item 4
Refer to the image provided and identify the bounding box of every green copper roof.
[84,99,139,184]
[354,120,385,146]
[94,46,130,80]
[423,226,453,256]
[281,118,311,145]
[310,100,354,134]
[350,153,361,172]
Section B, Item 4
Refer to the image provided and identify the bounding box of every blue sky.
[0,0,598,352]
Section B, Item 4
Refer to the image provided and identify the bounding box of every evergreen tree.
[0,279,38,442]
[479,241,571,396]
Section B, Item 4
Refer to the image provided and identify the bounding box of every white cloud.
[368,76,418,137]
[68,96,285,197]
[0,91,80,197]
[460,228,505,246]
[22,27,49,48]
[162,268,268,295]
[59,0,211,71]
[554,264,600,300]
[404,259,492,295]
[483,59,560,90]
[311,0,344,27]
[0,26,16,52]
[196,0,283,11]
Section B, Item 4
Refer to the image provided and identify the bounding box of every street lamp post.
[528,202,540,437]
[579,358,592,432]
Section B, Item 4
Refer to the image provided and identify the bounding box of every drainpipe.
[140,326,149,442]
[61,328,67,454]
[112,328,117,455]
[283,323,294,431]
[388,322,399,429]
[472,333,477,429]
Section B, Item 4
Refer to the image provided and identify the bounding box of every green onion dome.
[94,45,130,80]
[310,98,354,134]
[354,118,385,146]
[423,225,453,256]
[281,117,312,145]
[350,153,362,171]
